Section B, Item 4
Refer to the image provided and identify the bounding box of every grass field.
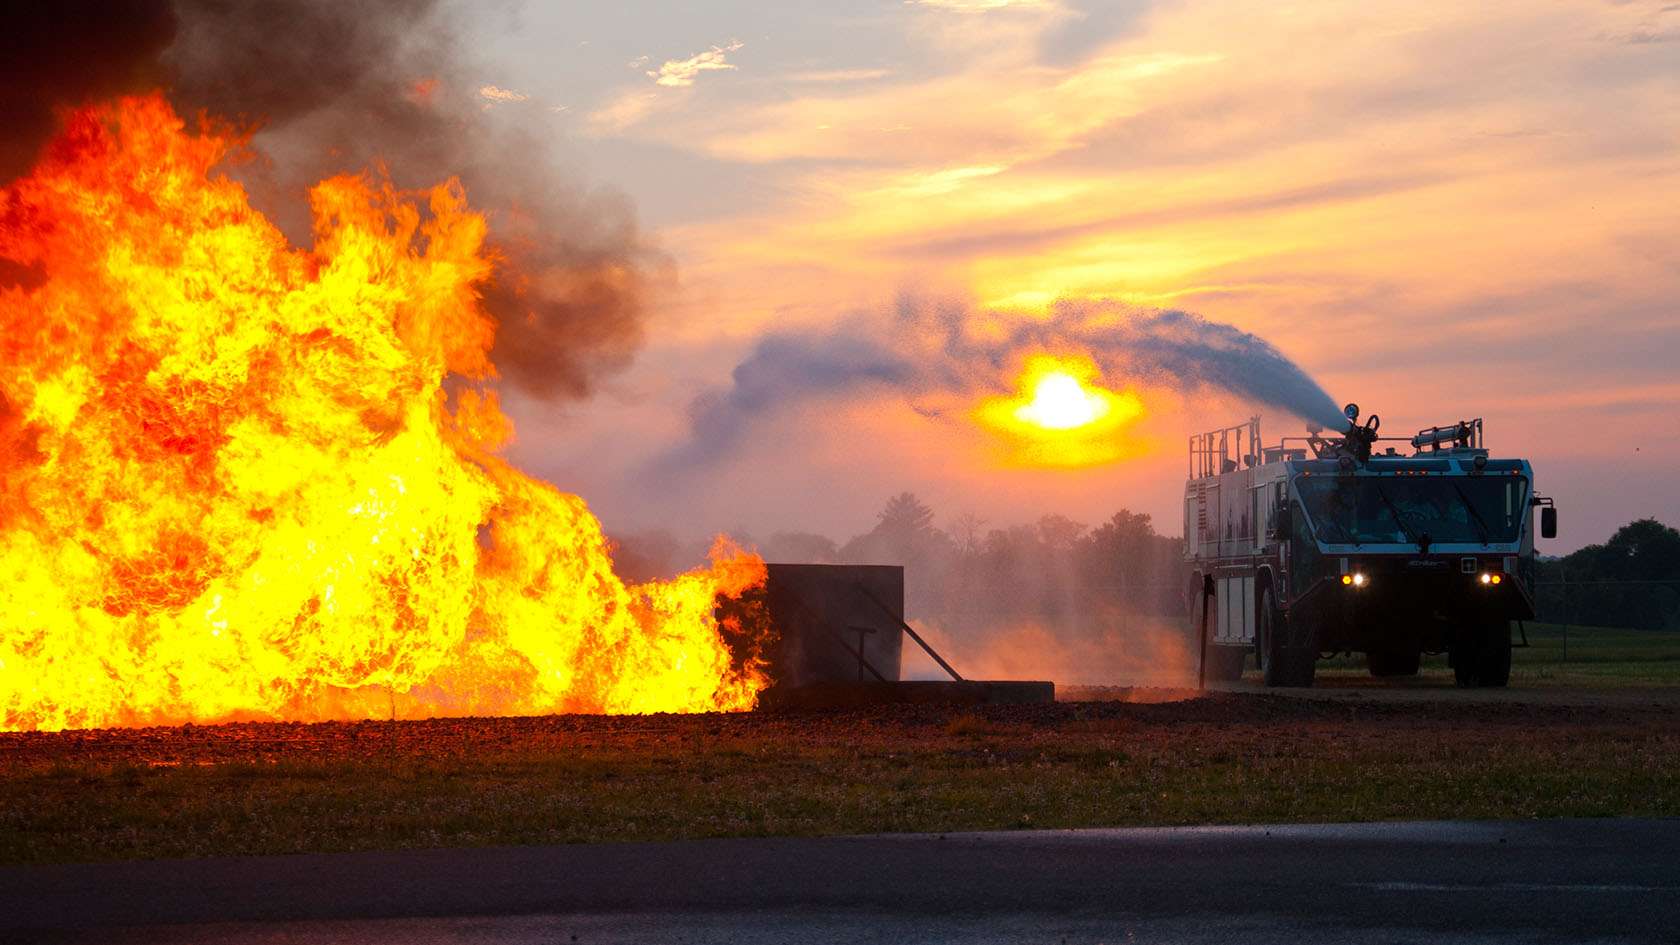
[1314,623,1680,685]
[4,623,1674,866]
[3,690,1677,866]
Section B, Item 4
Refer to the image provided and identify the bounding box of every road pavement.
[4,819,1675,943]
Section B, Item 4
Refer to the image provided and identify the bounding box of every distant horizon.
[604,495,1674,576]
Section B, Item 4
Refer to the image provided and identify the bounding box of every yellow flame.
[974,355,1145,466]
[0,95,770,732]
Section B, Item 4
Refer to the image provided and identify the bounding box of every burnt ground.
[2,689,1677,865]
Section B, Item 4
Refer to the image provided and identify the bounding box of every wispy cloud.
[588,90,659,135]
[785,68,893,83]
[478,84,529,104]
[886,164,1007,197]
[590,41,749,135]
[665,49,1221,166]
[909,0,1052,11]
[647,40,745,88]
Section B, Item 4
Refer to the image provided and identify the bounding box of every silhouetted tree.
[1084,511,1175,615]
[1539,518,1680,629]
[841,492,956,614]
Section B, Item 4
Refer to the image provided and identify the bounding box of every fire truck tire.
[1452,620,1512,688]
[1259,586,1314,687]
[1451,632,1475,686]
[1478,620,1512,687]
[1367,647,1421,677]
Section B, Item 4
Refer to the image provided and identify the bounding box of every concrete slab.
[758,679,1055,710]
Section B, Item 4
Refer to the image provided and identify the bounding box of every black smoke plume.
[0,1,177,184]
[665,295,1344,467]
[3,0,652,400]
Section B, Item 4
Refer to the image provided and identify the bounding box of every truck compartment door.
[1216,575,1256,644]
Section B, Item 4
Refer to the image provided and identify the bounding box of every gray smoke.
[665,295,1344,467]
[3,0,654,400]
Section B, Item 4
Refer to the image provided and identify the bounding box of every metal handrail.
[779,592,890,683]
[854,584,964,681]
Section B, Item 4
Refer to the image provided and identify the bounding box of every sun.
[972,354,1147,467]
[1014,370,1110,430]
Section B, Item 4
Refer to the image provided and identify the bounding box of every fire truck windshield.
[1294,475,1528,546]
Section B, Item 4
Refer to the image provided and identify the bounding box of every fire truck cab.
[1183,406,1557,687]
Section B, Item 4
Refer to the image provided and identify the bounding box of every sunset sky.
[456,0,1678,553]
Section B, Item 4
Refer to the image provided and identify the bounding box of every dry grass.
[2,692,1677,865]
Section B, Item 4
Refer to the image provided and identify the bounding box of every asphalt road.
[4,819,1676,944]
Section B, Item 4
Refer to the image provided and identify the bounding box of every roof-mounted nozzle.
[1340,402,1379,465]
[1305,403,1379,465]
[1411,419,1482,453]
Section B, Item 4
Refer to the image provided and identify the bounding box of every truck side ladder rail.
[1188,416,1261,480]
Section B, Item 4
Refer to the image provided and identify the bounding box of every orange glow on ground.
[975,355,1145,467]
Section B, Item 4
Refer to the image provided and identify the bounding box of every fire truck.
[1184,405,1558,688]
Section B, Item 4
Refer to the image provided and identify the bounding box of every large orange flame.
[0,95,769,732]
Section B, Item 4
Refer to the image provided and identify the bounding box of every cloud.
[478,84,528,103]
[589,39,749,135]
[1607,28,1676,44]
[652,49,1221,166]
[885,164,1008,197]
[587,89,660,136]
[785,68,893,83]
[647,40,744,88]
[889,170,1443,260]
[909,0,1053,11]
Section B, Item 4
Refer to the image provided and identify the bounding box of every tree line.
[615,491,1185,637]
[613,501,1680,633]
[1534,518,1680,631]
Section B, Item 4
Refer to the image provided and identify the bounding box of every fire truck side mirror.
[1541,507,1557,539]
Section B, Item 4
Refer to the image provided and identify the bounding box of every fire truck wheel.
[1478,620,1512,688]
[1367,647,1421,677]
[1451,631,1476,687]
[1259,586,1312,687]
[1452,620,1512,688]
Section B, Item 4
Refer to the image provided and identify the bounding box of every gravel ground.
[6,687,1673,768]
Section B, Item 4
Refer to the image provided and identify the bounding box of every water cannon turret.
[1411,419,1482,453]
[1338,402,1380,465]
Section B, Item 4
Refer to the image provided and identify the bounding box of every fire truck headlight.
[1479,573,1493,585]
[1352,573,1369,587]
